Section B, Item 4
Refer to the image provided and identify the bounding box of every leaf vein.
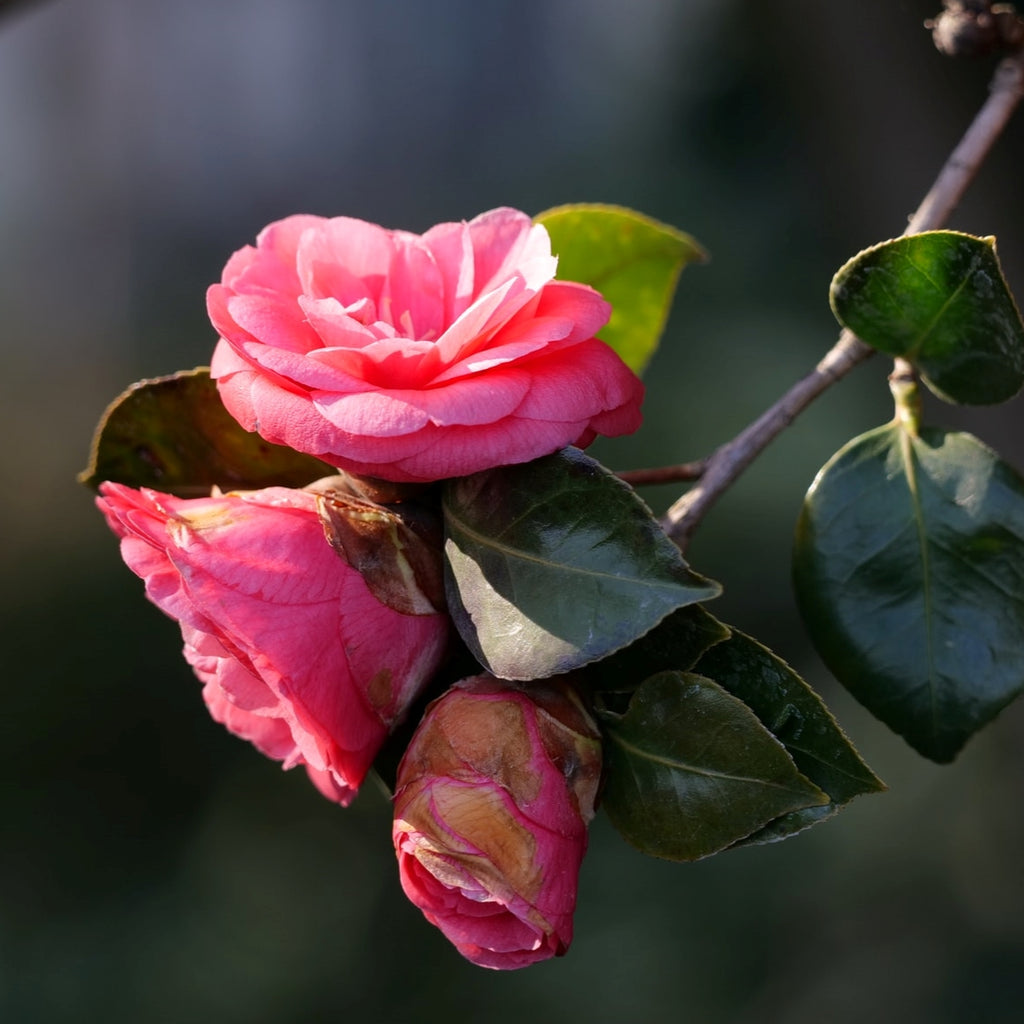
[447,516,691,592]
[608,731,812,796]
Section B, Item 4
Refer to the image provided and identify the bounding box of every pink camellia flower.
[392,674,602,969]
[96,482,449,805]
[207,207,644,483]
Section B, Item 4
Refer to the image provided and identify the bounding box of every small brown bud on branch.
[927,2,1024,58]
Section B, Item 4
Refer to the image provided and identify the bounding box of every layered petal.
[208,207,643,482]
[97,482,449,804]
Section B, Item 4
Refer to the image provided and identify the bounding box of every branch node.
[927,2,1024,58]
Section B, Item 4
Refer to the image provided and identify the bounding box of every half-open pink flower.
[207,207,644,483]
[393,674,602,969]
[97,482,449,805]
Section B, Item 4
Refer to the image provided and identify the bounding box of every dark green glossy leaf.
[830,231,1024,404]
[794,421,1024,761]
[535,204,706,375]
[584,604,730,706]
[599,671,828,861]
[695,630,885,846]
[79,368,334,495]
[732,804,840,847]
[443,447,720,681]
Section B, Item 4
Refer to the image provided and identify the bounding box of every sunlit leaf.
[443,448,720,681]
[830,231,1024,404]
[536,203,706,374]
[599,671,828,861]
[79,368,334,495]
[794,421,1024,761]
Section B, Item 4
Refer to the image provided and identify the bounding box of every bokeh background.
[4,1,1024,1021]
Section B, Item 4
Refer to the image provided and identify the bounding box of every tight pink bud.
[97,483,448,804]
[392,674,602,969]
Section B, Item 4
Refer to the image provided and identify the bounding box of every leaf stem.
[659,46,1024,551]
[889,358,922,437]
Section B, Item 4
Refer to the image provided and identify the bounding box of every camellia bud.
[392,674,602,970]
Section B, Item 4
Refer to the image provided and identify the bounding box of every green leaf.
[830,231,1024,404]
[584,604,730,704]
[535,203,706,375]
[599,671,829,862]
[79,369,335,496]
[443,447,720,681]
[730,804,839,847]
[694,630,885,845]
[794,421,1024,762]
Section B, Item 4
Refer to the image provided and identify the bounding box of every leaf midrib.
[445,512,704,595]
[907,250,978,360]
[606,729,820,797]
[899,426,940,747]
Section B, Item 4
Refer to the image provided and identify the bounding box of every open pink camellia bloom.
[393,674,602,969]
[97,482,449,805]
[207,207,644,482]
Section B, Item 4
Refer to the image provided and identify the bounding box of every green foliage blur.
[4,1,1024,1022]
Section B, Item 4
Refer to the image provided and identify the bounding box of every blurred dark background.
[4,1,1024,1021]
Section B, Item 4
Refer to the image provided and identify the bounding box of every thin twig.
[617,460,708,487]
[661,46,1024,551]
[908,51,1024,231]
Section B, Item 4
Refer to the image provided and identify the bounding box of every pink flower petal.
[201,675,299,763]
[224,214,326,296]
[380,232,445,339]
[96,483,449,805]
[422,219,476,324]
[296,216,396,300]
[208,208,644,481]
[313,366,531,435]
[224,293,321,354]
[465,207,553,293]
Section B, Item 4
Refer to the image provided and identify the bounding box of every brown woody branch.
[658,44,1024,551]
